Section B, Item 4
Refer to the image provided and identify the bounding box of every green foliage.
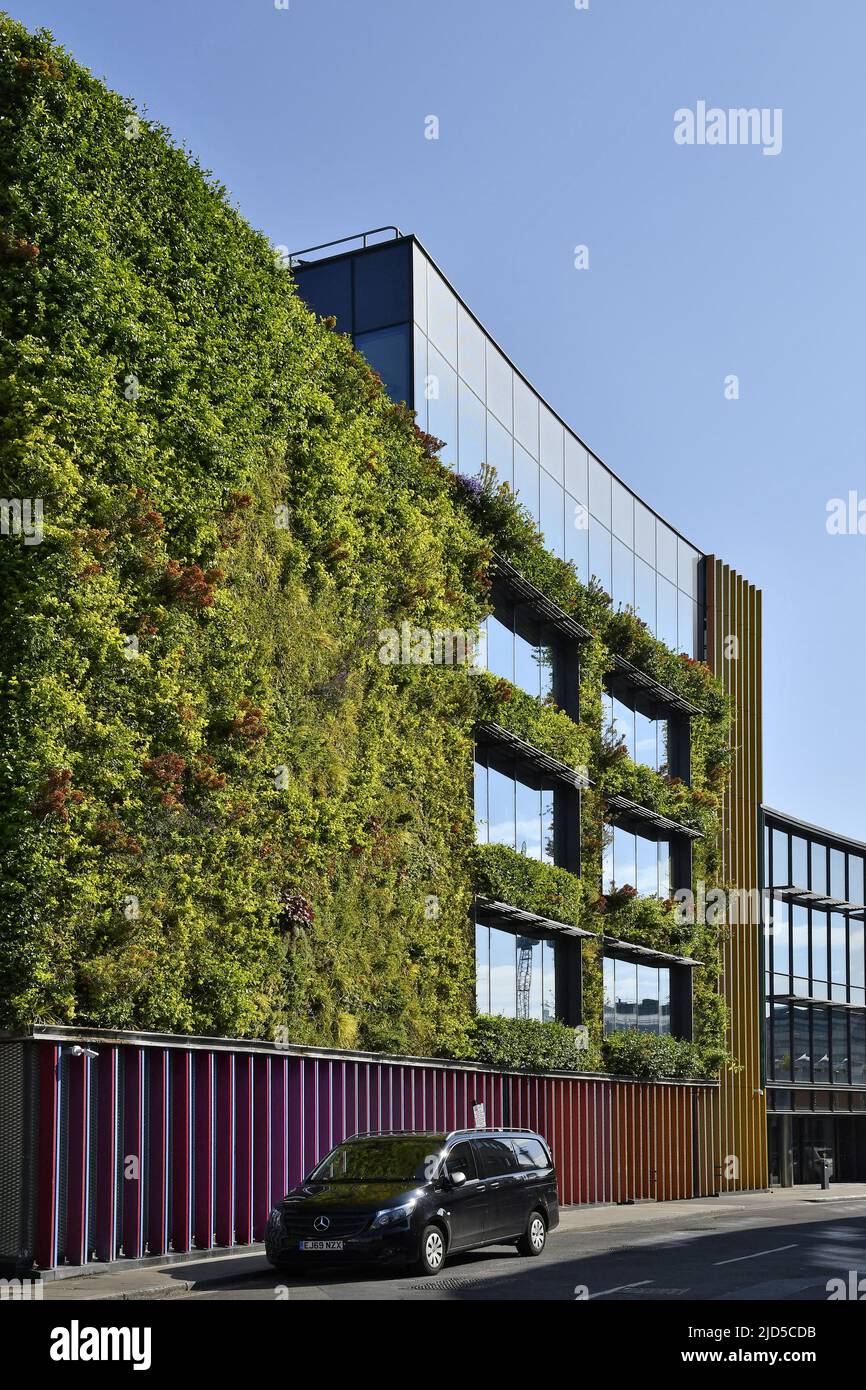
[0,16,486,1053]
[464,1014,590,1072]
[473,669,591,774]
[473,843,588,925]
[450,419,733,1079]
[0,17,732,1081]
[602,1029,706,1080]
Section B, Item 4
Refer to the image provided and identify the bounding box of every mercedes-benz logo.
[313,1215,330,1232]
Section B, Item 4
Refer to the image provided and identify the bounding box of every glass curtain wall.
[411,241,703,658]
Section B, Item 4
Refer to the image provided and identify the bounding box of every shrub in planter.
[466,1014,590,1072]
[601,1029,704,1080]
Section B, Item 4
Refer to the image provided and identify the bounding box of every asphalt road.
[176,1193,866,1301]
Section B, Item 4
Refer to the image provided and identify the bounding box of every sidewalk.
[34,1183,866,1301]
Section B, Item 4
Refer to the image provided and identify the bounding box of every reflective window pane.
[475,923,489,1013]
[565,493,589,582]
[413,325,428,431]
[634,500,655,564]
[589,455,611,527]
[457,304,485,397]
[489,927,515,1017]
[457,379,486,475]
[354,324,410,403]
[637,833,659,896]
[564,434,588,503]
[614,959,638,1030]
[637,964,659,1032]
[634,558,656,633]
[540,468,565,558]
[677,538,700,599]
[542,939,556,1021]
[657,576,678,651]
[611,480,634,546]
[473,759,488,842]
[589,518,612,595]
[486,343,512,430]
[539,406,564,483]
[353,242,411,333]
[811,842,828,895]
[513,376,539,457]
[612,538,634,611]
[412,244,427,331]
[658,840,671,899]
[514,446,539,522]
[427,267,457,366]
[656,521,678,582]
[486,412,513,491]
[426,347,457,467]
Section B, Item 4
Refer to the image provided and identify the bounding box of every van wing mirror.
[448,1169,467,1187]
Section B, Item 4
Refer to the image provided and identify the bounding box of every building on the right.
[762,806,866,1184]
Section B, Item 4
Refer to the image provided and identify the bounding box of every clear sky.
[10,0,866,840]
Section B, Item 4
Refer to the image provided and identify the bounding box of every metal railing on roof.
[289,226,403,267]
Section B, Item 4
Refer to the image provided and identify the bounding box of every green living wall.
[0,18,731,1075]
[0,17,488,1054]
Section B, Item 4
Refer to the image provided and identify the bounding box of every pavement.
[26,1182,866,1303]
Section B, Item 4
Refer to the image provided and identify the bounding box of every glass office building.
[293,231,706,1039]
[763,806,866,1184]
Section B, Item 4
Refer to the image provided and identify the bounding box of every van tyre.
[417,1223,446,1275]
[517,1211,547,1257]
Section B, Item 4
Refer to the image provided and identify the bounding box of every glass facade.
[481,601,554,701]
[603,954,672,1035]
[475,922,556,1021]
[764,811,866,1099]
[294,234,708,1034]
[474,755,555,863]
[411,241,703,658]
[603,690,669,774]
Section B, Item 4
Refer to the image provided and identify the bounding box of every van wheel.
[516,1211,547,1257]
[416,1224,446,1275]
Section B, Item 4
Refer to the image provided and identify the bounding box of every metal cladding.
[706,557,767,1191]
[0,1033,717,1272]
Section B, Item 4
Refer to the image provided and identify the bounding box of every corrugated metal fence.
[0,1028,718,1273]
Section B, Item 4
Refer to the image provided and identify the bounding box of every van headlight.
[370,1200,416,1230]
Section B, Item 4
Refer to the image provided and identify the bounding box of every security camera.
[70,1044,100,1059]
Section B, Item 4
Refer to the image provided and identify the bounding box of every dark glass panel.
[352,242,411,333]
[293,258,352,330]
[354,324,410,404]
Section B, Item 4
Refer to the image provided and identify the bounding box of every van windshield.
[308,1137,445,1183]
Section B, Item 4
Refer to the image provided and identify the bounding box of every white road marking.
[589,1279,653,1298]
[713,1243,798,1266]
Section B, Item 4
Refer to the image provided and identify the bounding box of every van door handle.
[476,1184,487,1193]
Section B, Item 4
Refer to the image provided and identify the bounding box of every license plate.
[299,1240,344,1251]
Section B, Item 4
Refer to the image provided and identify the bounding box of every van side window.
[445,1141,477,1181]
[473,1137,520,1179]
[513,1137,548,1169]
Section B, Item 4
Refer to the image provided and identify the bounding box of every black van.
[265,1128,559,1276]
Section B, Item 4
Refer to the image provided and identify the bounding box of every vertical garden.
[0,17,731,1075]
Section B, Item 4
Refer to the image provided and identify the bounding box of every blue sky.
[11,0,866,839]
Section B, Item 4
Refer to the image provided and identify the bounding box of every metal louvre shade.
[475,721,590,789]
[475,895,596,939]
[489,553,590,642]
[771,884,866,919]
[603,791,703,840]
[600,934,701,968]
[609,654,701,718]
